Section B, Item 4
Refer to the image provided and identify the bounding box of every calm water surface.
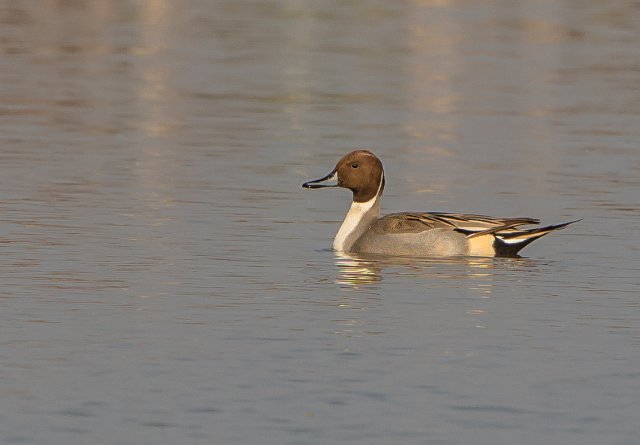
[1,1,639,444]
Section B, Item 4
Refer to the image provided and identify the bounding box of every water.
[1,1,639,444]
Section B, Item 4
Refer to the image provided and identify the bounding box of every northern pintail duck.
[303,150,577,257]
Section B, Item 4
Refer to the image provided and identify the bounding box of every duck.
[302,150,577,257]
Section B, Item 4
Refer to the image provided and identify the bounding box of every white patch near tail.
[497,235,533,245]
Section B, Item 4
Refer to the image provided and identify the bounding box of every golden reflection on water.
[334,251,540,290]
[334,252,383,287]
[332,252,547,337]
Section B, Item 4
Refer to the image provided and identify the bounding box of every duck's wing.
[373,212,540,235]
[370,212,579,257]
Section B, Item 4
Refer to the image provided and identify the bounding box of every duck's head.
[303,150,385,202]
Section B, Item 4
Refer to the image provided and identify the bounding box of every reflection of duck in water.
[334,251,509,288]
[304,150,578,257]
[334,251,383,287]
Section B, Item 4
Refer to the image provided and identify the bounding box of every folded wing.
[371,212,578,256]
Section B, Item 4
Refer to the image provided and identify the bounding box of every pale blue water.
[1,1,639,444]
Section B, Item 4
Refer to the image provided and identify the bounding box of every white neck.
[333,196,380,252]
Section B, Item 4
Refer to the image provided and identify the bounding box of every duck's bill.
[302,171,338,188]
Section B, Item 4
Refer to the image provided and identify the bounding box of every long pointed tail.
[494,219,581,256]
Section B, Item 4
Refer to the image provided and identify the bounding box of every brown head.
[303,150,385,202]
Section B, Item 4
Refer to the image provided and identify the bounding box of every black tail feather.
[493,219,581,257]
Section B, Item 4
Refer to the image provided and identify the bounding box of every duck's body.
[303,150,577,257]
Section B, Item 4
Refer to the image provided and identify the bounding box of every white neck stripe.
[332,171,384,252]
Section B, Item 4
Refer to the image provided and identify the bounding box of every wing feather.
[375,212,539,236]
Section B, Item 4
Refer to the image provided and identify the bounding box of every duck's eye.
[351,163,359,168]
